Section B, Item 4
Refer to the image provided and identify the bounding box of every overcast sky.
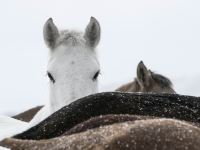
[0,0,200,115]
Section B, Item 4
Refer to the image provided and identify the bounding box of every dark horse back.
[13,92,200,140]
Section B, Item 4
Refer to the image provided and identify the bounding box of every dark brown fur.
[13,92,200,140]
[64,114,156,136]
[13,106,42,122]
[1,118,200,150]
[64,114,200,136]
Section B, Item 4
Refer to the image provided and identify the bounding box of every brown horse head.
[116,61,175,93]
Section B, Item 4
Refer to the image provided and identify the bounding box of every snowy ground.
[0,0,200,115]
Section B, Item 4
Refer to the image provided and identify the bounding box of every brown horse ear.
[84,17,101,48]
[137,61,151,88]
[43,18,59,49]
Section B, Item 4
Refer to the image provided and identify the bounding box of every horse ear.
[84,17,101,48]
[43,18,59,49]
[137,61,151,87]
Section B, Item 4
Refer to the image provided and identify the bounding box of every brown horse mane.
[150,70,173,88]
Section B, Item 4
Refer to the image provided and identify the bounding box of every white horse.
[0,17,101,141]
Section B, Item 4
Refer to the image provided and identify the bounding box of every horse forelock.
[58,30,85,46]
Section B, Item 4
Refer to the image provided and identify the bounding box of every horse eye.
[93,70,100,81]
[47,72,55,83]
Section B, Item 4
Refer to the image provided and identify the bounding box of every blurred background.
[0,0,200,115]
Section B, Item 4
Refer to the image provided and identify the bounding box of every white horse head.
[0,17,101,141]
[45,17,101,112]
[29,17,101,126]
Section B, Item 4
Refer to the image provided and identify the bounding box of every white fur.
[29,18,100,127]
[0,17,100,142]
[30,44,99,127]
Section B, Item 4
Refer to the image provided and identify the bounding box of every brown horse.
[116,61,175,93]
[1,117,200,150]
[4,92,200,149]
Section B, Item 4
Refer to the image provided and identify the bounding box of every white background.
[0,0,200,115]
